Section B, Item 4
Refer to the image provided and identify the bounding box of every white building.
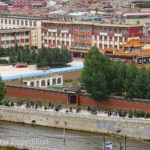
[23,75,63,88]
[0,14,49,49]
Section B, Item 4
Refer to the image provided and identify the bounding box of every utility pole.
[124,135,127,150]
[63,121,67,149]
[120,142,122,150]
[103,136,106,150]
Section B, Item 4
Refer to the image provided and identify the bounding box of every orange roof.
[120,39,145,48]
[114,52,137,57]
[137,52,150,57]
[105,48,118,51]
[141,49,150,52]
[116,49,124,52]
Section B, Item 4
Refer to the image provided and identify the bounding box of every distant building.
[0,14,50,49]
[0,2,9,9]
[12,0,46,8]
[42,20,143,58]
[104,39,150,67]
[0,28,31,49]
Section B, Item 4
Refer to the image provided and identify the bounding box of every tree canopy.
[0,77,6,102]
[81,47,109,105]
[81,46,150,103]
[0,46,72,67]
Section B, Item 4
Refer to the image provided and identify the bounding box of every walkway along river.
[0,106,150,149]
[0,121,150,150]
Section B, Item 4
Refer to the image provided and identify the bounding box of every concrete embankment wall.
[0,106,150,140]
[6,85,150,112]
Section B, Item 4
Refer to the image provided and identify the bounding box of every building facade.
[42,20,143,58]
[0,28,31,48]
[12,0,46,8]
[0,15,49,49]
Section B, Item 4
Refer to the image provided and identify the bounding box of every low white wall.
[0,106,150,140]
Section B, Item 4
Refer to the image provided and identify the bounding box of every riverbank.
[0,106,150,141]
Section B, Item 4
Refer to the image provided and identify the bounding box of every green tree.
[111,61,127,96]
[146,69,150,99]
[0,77,6,102]
[124,63,138,98]
[134,67,148,99]
[81,47,108,107]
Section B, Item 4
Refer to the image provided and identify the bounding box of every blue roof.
[2,65,84,81]
[83,17,104,21]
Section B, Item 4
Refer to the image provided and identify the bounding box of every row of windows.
[1,39,29,45]
[1,19,37,26]
[74,42,91,48]
[1,32,29,37]
[44,24,91,31]
[45,32,70,38]
[44,39,69,46]
[95,36,128,42]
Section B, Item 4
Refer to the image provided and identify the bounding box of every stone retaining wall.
[0,106,150,140]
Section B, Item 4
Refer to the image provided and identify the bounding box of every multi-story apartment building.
[12,0,46,8]
[42,21,143,58]
[0,14,49,49]
[0,28,31,48]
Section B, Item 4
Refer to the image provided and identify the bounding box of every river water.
[0,120,149,150]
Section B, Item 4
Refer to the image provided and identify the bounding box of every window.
[44,39,47,44]
[11,40,15,44]
[17,20,19,25]
[124,38,128,42]
[25,32,29,35]
[99,44,102,49]
[34,21,36,26]
[1,19,3,24]
[66,25,69,30]
[109,28,112,33]
[104,28,107,32]
[5,19,7,24]
[119,37,122,42]
[104,36,107,41]
[57,33,60,37]
[53,33,56,37]
[109,37,112,41]
[29,21,32,26]
[25,20,28,26]
[125,29,128,34]
[52,78,56,85]
[66,41,69,46]
[66,34,69,38]
[95,36,97,40]
[114,28,117,33]
[49,32,51,36]
[25,39,29,43]
[9,20,11,24]
[13,20,15,25]
[44,32,47,36]
[62,25,64,30]
[119,29,122,33]
[99,36,102,40]
[57,78,61,84]
[99,27,102,32]
[104,44,107,49]
[21,20,24,25]
[62,33,64,38]
[6,40,9,44]
[114,37,117,41]
[57,25,60,30]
